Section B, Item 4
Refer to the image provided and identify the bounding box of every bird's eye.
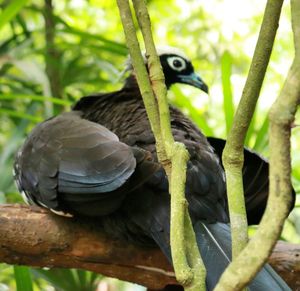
[167,56,186,72]
[173,59,182,68]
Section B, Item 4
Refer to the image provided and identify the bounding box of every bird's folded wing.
[14,112,157,216]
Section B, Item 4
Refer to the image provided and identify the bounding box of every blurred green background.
[0,0,299,290]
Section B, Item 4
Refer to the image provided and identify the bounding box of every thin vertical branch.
[115,0,164,158]
[222,0,284,259]
[43,0,62,100]
[131,0,174,155]
[131,2,205,290]
[116,0,205,289]
[215,0,300,289]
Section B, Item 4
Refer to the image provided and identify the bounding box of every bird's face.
[158,50,208,93]
[125,46,208,93]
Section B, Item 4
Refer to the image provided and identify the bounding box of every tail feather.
[249,264,291,291]
[195,222,231,290]
[194,221,290,291]
[151,220,290,290]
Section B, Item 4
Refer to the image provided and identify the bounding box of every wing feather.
[14,112,142,215]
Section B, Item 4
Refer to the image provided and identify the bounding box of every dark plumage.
[14,47,294,290]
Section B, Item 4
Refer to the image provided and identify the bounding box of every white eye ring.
[167,56,186,72]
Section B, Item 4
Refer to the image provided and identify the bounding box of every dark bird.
[14,46,294,290]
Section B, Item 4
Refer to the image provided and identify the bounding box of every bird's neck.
[123,72,171,90]
[123,74,140,90]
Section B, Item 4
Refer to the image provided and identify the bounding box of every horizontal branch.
[0,204,299,290]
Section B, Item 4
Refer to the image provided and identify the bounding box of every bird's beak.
[178,72,209,93]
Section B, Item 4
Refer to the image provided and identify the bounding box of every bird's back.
[73,85,228,225]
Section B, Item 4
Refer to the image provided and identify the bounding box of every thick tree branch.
[0,204,175,290]
[0,204,299,290]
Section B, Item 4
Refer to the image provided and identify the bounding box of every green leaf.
[221,51,235,134]
[244,110,256,147]
[0,94,72,106]
[0,108,42,123]
[13,266,33,291]
[0,103,40,192]
[11,60,51,96]
[253,114,269,151]
[75,270,87,288]
[59,27,128,55]
[171,87,214,136]
[0,0,29,32]
[32,269,81,291]
[0,192,6,203]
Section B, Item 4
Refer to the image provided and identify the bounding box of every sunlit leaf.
[221,51,234,134]
[0,103,40,192]
[244,110,256,147]
[0,108,42,123]
[59,27,127,55]
[31,268,99,291]
[0,0,29,32]
[171,86,214,136]
[253,114,269,151]
[13,266,33,291]
[11,60,51,96]
[0,94,72,106]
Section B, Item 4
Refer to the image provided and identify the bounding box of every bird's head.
[157,46,208,93]
[124,46,208,93]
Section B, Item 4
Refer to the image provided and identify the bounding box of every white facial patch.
[167,56,187,72]
[156,46,190,61]
[124,46,190,71]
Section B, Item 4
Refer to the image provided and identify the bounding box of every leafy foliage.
[14,266,33,291]
[0,0,299,290]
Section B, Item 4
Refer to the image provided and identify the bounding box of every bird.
[14,46,294,290]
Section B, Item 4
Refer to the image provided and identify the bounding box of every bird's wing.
[14,111,159,216]
[207,137,295,224]
[185,156,228,223]
[168,120,228,223]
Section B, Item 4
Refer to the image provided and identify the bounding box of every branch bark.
[215,0,300,289]
[116,0,204,289]
[43,0,62,100]
[222,0,284,259]
[131,1,205,289]
[0,204,299,290]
